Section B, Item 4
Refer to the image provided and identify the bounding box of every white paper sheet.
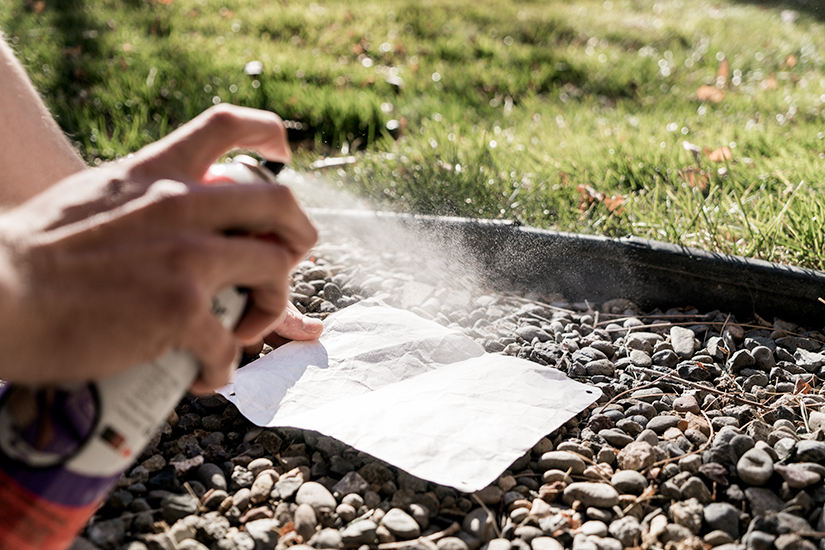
[219,299,601,492]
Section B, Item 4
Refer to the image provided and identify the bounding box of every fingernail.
[302,316,323,334]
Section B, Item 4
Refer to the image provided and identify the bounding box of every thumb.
[250,302,324,344]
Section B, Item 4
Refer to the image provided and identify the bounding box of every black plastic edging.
[307,208,825,327]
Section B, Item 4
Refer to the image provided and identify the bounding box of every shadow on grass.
[731,0,825,21]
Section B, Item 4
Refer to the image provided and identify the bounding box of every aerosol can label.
[0,287,247,550]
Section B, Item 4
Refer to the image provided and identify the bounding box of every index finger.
[129,105,292,183]
[132,182,318,263]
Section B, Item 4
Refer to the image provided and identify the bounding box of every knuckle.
[205,104,240,132]
[147,184,195,222]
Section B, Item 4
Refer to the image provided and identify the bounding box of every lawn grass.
[2,0,825,269]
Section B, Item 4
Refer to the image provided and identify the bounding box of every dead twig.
[470,495,502,539]
[625,366,770,410]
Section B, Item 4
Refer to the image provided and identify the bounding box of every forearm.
[0,36,86,206]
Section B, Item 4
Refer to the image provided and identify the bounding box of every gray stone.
[248,458,274,478]
[463,508,497,542]
[745,487,786,517]
[518,325,553,342]
[570,534,597,550]
[774,534,817,550]
[438,537,471,550]
[273,476,304,500]
[795,440,825,463]
[161,493,199,524]
[770,513,813,536]
[473,486,503,505]
[670,498,704,534]
[680,477,712,504]
[197,463,228,492]
[774,463,822,489]
[728,349,755,372]
[607,516,640,547]
[562,482,619,508]
[381,508,421,540]
[793,349,825,372]
[704,502,740,539]
[294,503,317,542]
[311,528,343,549]
[585,360,615,377]
[737,448,774,486]
[616,441,656,471]
[729,434,756,462]
[635,428,659,447]
[244,518,281,550]
[340,520,378,546]
[537,451,586,475]
[704,530,734,547]
[610,470,647,495]
[296,481,337,512]
[660,523,694,544]
[250,473,275,505]
[752,346,776,371]
[332,471,370,496]
[579,521,608,537]
[196,511,231,543]
[673,395,701,414]
[629,350,653,368]
[775,438,797,460]
[513,526,544,544]
[484,539,512,550]
[233,487,251,511]
[652,350,679,368]
[744,530,775,550]
[670,326,697,359]
[231,466,254,490]
[591,537,622,550]
[808,411,825,432]
[598,428,633,448]
[646,415,681,435]
[87,518,126,548]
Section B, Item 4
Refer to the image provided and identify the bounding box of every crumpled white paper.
[219,299,601,492]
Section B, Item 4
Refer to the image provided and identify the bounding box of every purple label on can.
[0,384,118,507]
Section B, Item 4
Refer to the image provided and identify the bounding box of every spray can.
[0,159,280,549]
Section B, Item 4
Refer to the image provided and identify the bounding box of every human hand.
[241,302,325,356]
[0,105,317,393]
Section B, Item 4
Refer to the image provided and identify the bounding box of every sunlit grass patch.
[2,0,825,268]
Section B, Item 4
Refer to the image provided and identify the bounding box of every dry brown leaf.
[33,0,45,13]
[786,54,797,68]
[603,195,626,214]
[762,75,779,91]
[62,45,82,58]
[278,522,296,536]
[716,59,729,82]
[706,146,733,163]
[560,172,570,186]
[678,168,709,190]
[697,85,724,103]
[577,184,603,212]
[794,379,811,395]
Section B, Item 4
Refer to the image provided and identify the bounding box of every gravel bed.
[75,233,825,550]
